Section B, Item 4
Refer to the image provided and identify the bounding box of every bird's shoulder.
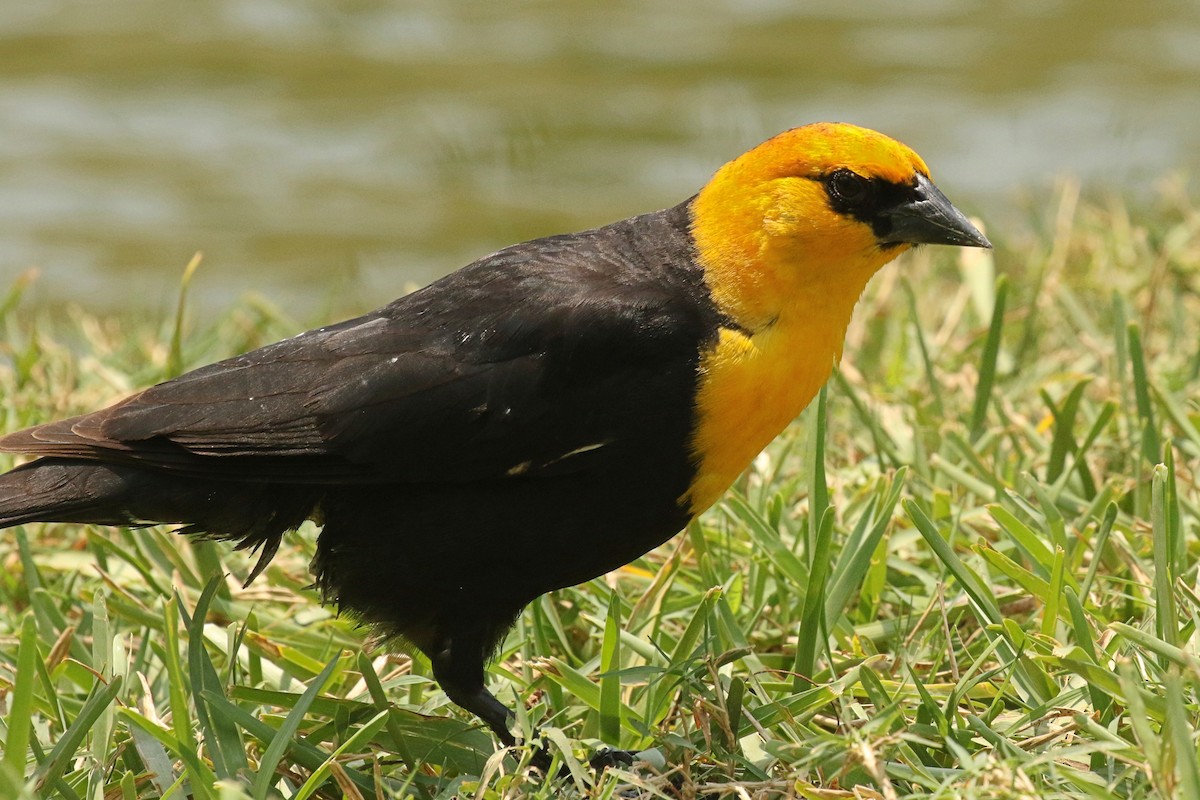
[383,198,715,344]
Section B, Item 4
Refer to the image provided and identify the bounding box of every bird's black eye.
[826,169,870,205]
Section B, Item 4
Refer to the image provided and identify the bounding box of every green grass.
[2,180,1200,798]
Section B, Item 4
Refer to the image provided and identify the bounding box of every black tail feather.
[0,457,316,584]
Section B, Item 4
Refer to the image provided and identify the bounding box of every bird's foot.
[528,743,555,775]
[588,747,637,771]
[527,741,639,777]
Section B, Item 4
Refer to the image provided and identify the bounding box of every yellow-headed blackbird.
[0,123,989,760]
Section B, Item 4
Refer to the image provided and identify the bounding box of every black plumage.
[0,201,725,752]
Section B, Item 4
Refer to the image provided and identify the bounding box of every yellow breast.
[683,305,850,515]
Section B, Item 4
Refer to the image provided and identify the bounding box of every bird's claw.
[588,747,637,771]
[526,741,638,777]
[528,743,555,775]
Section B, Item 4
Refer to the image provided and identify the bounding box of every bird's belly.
[316,448,695,619]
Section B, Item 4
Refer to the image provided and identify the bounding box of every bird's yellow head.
[682,124,989,512]
[691,122,989,330]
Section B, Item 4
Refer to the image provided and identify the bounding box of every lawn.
[2,180,1199,799]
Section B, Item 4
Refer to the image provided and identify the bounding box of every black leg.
[429,631,517,747]
[427,626,566,773]
[427,623,641,776]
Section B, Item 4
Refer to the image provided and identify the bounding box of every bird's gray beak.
[879,174,992,249]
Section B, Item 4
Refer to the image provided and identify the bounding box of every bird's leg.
[429,628,568,772]
[429,628,640,775]
[429,634,516,747]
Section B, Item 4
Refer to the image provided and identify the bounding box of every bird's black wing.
[2,212,718,485]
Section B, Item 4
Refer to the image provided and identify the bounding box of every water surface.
[1,0,1197,314]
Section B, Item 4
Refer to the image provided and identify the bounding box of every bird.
[0,122,989,767]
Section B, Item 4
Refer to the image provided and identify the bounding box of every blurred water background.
[1,0,1198,315]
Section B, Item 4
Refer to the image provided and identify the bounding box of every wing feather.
[0,205,717,484]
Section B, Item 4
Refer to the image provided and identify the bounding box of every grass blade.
[167,252,203,378]
[1152,463,1178,653]
[32,676,124,795]
[252,651,343,800]
[969,275,1008,442]
[292,711,390,800]
[599,591,624,746]
[1166,671,1200,795]
[794,508,835,685]
[2,614,40,778]
[1126,322,1160,466]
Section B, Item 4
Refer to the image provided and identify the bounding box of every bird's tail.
[0,457,315,583]
[0,458,140,528]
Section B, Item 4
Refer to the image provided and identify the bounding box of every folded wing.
[1,239,712,486]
